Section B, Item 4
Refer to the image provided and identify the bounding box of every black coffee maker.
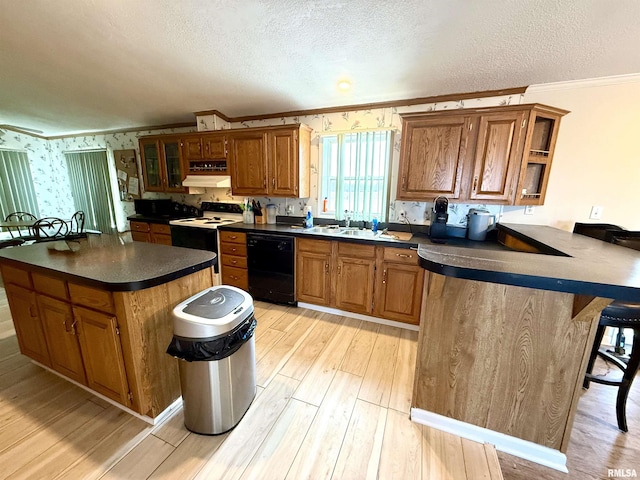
[430,196,448,243]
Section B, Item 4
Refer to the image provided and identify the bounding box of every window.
[65,150,117,234]
[320,130,392,222]
[0,149,40,220]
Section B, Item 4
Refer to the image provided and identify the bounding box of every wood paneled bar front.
[413,224,640,473]
[0,235,216,422]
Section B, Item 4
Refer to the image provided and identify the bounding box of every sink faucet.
[344,210,352,228]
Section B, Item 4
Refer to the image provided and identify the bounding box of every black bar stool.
[575,224,640,432]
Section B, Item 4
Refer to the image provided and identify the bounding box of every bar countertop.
[0,234,216,291]
[417,223,640,302]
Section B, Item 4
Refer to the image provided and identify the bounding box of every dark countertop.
[418,223,640,302]
[0,234,216,292]
[217,222,426,248]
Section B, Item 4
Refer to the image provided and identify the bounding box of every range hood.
[182,175,231,188]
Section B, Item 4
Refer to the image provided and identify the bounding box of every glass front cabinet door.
[161,137,186,192]
[140,139,163,192]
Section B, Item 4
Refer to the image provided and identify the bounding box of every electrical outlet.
[590,206,603,220]
[524,206,535,215]
[398,210,406,220]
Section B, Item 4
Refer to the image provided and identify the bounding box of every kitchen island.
[0,234,216,422]
[413,223,640,472]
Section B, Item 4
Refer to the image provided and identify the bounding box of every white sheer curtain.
[321,130,392,222]
[65,150,116,234]
[0,149,40,220]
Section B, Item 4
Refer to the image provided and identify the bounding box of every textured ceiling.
[1,0,640,136]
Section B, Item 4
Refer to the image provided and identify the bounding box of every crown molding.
[194,86,528,122]
[527,73,640,93]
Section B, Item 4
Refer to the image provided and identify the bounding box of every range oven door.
[170,226,219,273]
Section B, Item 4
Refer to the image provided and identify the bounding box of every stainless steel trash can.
[167,285,257,435]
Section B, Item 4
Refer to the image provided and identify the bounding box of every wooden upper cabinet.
[269,128,299,197]
[183,133,228,175]
[397,115,472,200]
[139,139,164,192]
[229,131,269,195]
[397,104,567,205]
[139,136,187,193]
[229,124,311,198]
[514,108,565,205]
[468,110,526,202]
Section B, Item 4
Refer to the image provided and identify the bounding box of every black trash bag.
[167,315,257,362]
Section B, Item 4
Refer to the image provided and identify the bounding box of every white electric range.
[169,202,244,273]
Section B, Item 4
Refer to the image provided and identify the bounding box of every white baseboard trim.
[297,302,419,331]
[32,360,183,426]
[410,407,568,473]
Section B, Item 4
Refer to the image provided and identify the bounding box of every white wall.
[501,76,640,231]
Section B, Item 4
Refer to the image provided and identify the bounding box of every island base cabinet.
[74,306,131,407]
[38,295,86,385]
[5,283,51,367]
[413,273,605,451]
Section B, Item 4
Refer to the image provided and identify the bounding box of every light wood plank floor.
[0,289,503,480]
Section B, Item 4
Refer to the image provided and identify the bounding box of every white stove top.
[169,216,241,229]
[169,202,243,230]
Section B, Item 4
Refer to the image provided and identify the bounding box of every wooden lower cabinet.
[335,243,376,315]
[4,283,51,366]
[373,248,424,325]
[296,241,332,306]
[130,220,172,245]
[74,306,130,406]
[38,295,86,384]
[219,231,248,290]
[296,240,423,324]
[1,265,214,418]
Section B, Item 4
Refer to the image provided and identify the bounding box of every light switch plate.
[590,206,603,220]
[524,206,535,215]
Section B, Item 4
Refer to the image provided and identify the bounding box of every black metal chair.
[32,217,70,242]
[70,211,85,234]
[575,224,640,432]
[3,211,37,238]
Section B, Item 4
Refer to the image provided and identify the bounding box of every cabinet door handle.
[382,269,387,284]
[272,178,276,187]
[396,253,412,258]
[401,176,406,189]
[29,305,37,318]
[473,176,478,191]
[337,265,342,275]
[325,262,329,273]
[232,259,237,264]
[230,235,237,239]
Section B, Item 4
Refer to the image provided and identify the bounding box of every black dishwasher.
[246,233,296,305]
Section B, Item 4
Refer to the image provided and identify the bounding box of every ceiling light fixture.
[337,80,352,91]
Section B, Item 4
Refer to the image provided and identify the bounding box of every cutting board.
[382,231,413,241]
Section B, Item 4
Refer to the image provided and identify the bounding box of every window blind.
[65,150,116,234]
[0,149,40,220]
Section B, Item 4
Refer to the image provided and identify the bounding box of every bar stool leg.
[615,329,640,432]
[584,324,607,389]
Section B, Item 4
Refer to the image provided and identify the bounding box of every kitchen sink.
[338,229,380,238]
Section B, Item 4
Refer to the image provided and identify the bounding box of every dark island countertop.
[418,223,640,302]
[0,234,216,291]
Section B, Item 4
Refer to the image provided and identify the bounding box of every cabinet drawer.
[32,272,69,300]
[131,231,151,243]
[383,247,419,265]
[338,242,375,258]
[220,242,247,257]
[130,221,150,233]
[221,266,248,290]
[68,283,115,314]
[221,255,248,269]
[152,233,173,246]
[150,223,171,235]
[297,238,331,254]
[219,231,246,244]
[0,264,32,288]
